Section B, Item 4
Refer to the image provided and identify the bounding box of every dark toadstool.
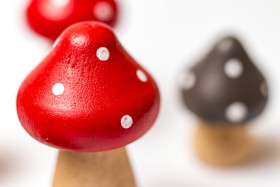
[17,21,160,186]
[180,36,269,166]
[26,0,119,41]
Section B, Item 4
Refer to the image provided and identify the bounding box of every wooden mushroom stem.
[194,120,252,166]
[53,147,136,187]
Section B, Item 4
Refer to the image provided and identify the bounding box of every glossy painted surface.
[26,0,118,41]
[17,22,160,152]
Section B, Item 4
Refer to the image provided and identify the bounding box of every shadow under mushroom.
[248,133,280,167]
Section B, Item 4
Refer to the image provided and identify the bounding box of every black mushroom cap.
[180,36,269,124]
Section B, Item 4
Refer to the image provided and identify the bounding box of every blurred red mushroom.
[17,21,160,186]
[26,0,119,41]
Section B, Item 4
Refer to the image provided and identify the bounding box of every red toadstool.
[17,21,160,186]
[26,0,119,41]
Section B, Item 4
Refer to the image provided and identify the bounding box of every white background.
[1,0,280,186]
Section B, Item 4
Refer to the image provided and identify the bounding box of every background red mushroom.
[26,0,119,41]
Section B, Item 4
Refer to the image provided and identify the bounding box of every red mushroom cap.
[26,0,118,41]
[17,21,160,152]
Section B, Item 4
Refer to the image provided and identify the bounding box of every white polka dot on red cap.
[94,2,114,22]
[96,47,110,61]
[52,83,65,95]
[137,70,147,82]
[121,115,133,129]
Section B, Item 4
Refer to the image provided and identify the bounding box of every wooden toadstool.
[17,21,160,186]
[26,0,119,41]
[180,36,269,166]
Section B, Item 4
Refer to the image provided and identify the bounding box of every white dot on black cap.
[224,59,244,79]
[225,102,248,123]
[180,71,196,90]
[260,81,268,97]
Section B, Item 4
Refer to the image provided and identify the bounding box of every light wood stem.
[52,147,136,187]
[194,121,252,166]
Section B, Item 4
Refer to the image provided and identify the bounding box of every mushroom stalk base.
[52,147,136,187]
[194,121,252,166]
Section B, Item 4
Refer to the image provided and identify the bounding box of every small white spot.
[180,71,196,90]
[225,102,248,123]
[121,115,133,129]
[50,0,70,7]
[137,70,148,82]
[96,47,110,61]
[224,59,244,79]
[52,83,65,95]
[218,39,233,52]
[260,81,268,97]
[94,2,114,22]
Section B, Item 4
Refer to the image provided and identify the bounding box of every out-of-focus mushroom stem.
[194,120,252,166]
[53,147,136,187]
